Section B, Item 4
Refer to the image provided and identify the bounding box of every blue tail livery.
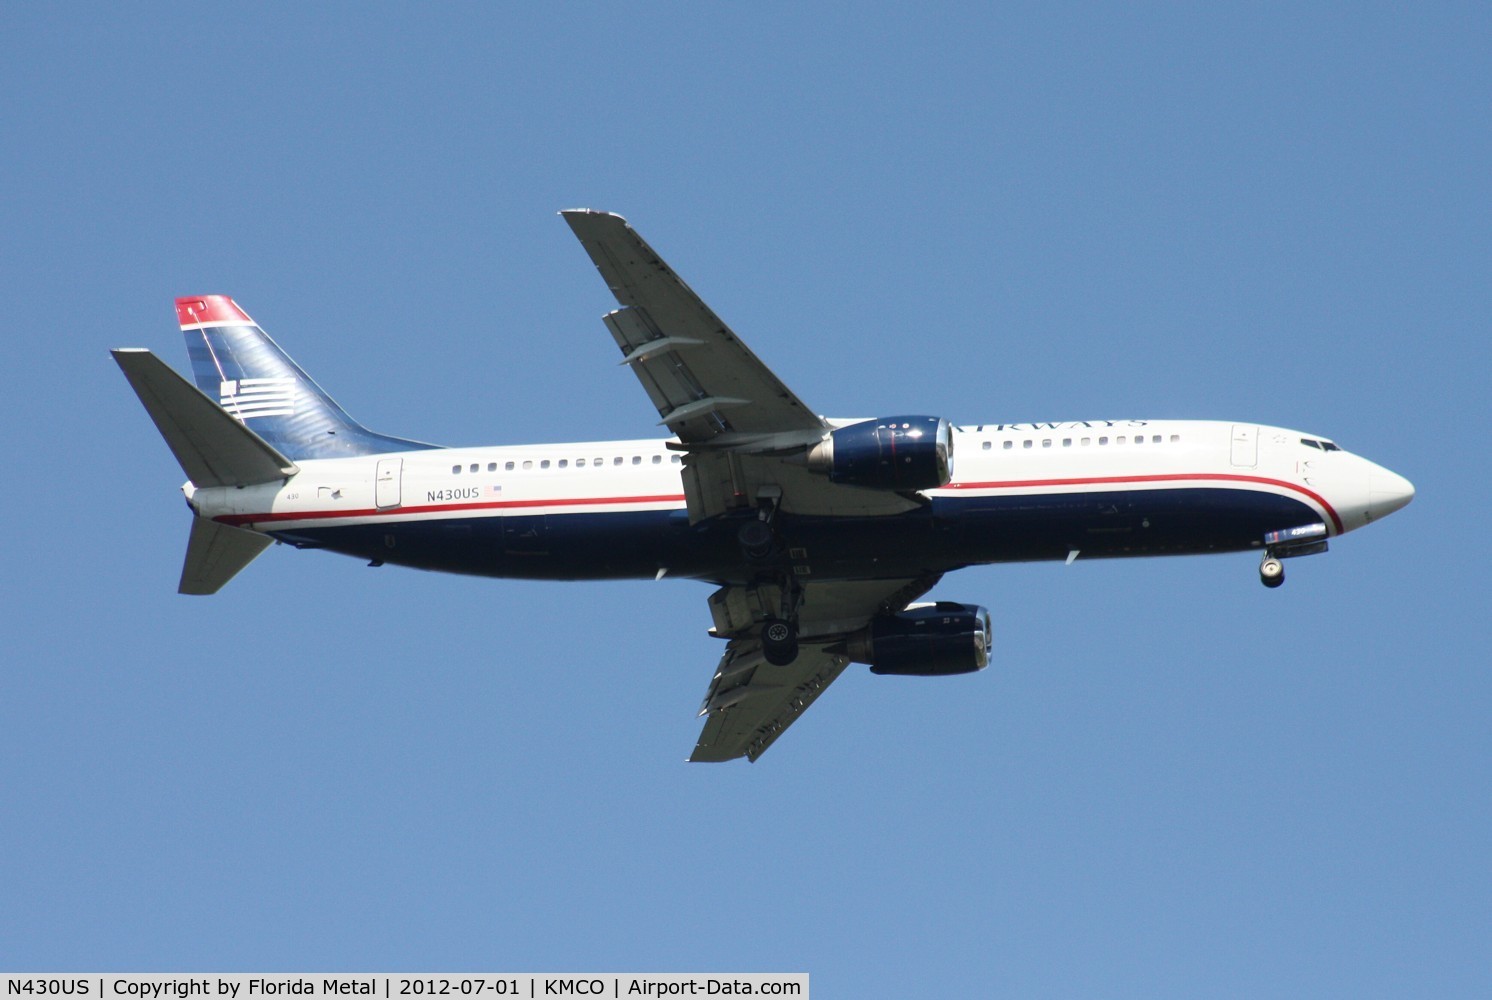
[176,295,437,461]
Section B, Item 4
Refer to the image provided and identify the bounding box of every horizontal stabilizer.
[112,349,299,487]
[179,517,273,595]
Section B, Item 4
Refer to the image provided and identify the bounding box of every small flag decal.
[219,377,296,420]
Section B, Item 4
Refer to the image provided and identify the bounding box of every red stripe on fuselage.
[946,473,1343,533]
[215,474,1342,535]
[216,492,688,528]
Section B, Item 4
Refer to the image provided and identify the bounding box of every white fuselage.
[188,418,1412,585]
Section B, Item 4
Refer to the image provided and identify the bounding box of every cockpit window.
[1321,441,1341,452]
[1301,438,1322,450]
[1301,437,1343,452]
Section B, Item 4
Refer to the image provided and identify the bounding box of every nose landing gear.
[1258,522,1330,588]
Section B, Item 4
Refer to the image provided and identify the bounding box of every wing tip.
[688,749,745,764]
[560,208,630,233]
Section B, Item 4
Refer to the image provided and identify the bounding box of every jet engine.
[806,415,953,491]
[846,602,992,676]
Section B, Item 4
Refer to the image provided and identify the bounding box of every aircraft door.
[375,457,403,509]
[1230,425,1258,468]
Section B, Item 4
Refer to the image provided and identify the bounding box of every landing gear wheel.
[1260,557,1285,589]
[761,617,799,665]
[737,519,776,562]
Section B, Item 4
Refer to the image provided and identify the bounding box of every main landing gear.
[761,617,799,665]
[737,486,802,665]
[1259,555,1285,589]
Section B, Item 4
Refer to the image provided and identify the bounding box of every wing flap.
[684,451,923,522]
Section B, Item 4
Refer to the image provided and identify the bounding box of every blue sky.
[2,4,1487,994]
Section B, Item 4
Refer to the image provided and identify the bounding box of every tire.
[737,519,776,562]
[761,617,799,665]
[1260,558,1285,588]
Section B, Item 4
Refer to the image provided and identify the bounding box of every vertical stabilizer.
[175,295,437,460]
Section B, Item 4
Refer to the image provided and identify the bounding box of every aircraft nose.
[1369,466,1415,519]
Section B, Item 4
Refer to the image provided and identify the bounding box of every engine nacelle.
[847,602,992,676]
[806,415,953,491]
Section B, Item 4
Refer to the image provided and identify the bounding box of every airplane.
[112,210,1416,762]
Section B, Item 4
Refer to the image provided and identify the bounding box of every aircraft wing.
[691,640,851,762]
[562,209,827,442]
[562,210,919,521]
[692,574,940,762]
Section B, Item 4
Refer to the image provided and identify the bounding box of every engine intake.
[807,415,953,491]
[847,602,991,676]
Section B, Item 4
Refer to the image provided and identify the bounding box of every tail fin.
[175,295,437,460]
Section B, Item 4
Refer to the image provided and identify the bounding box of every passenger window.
[1151,435,1161,444]
[505,461,515,471]
[1081,437,1091,446]
[1117,436,1127,445]
[487,462,497,472]
[1023,440,1033,449]
[632,456,642,465]
[982,441,992,450]
[576,458,586,468]
[671,454,681,464]
[1099,436,1109,445]
[613,456,623,466]
[1003,441,1013,450]
[1062,438,1072,447]
[1042,439,1052,448]
[540,460,550,469]
[652,455,662,464]
[559,459,569,469]
[451,465,462,474]
[469,463,478,473]
[522,460,532,470]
